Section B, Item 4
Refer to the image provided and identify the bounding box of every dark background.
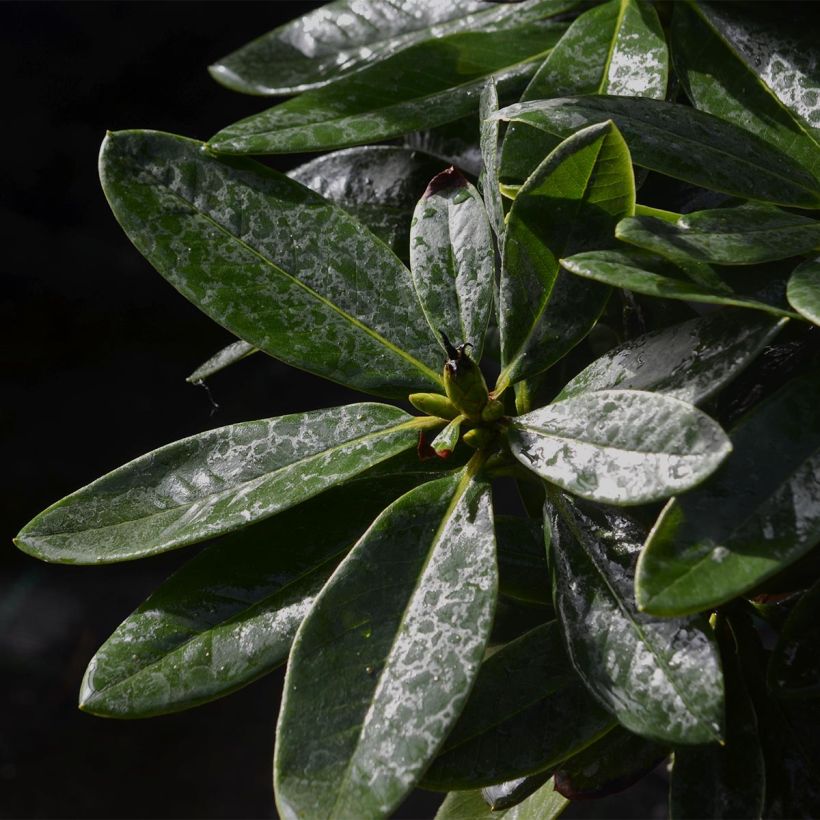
[1,3,667,817]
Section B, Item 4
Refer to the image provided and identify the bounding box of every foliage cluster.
[15,1,820,817]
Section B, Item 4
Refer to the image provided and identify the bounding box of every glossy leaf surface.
[436,778,568,820]
[496,95,820,208]
[788,257,820,326]
[288,145,447,261]
[482,773,551,811]
[99,131,443,397]
[208,23,566,155]
[638,372,820,616]
[769,578,820,698]
[410,168,495,358]
[563,250,798,319]
[209,0,578,96]
[14,404,428,563]
[556,311,784,405]
[548,493,724,744]
[671,2,820,177]
[501,0,668,183]
[499,121,634,386]
[496,515,551,605]
[79,474,427,717]
[423,622,614,789]
[509,389,731,506]
[617,204,820,266]
[553,727,667,799]
[670,619,765,819]
[479,79,505,243]
[186,339,257,383]
[274,471,496,820]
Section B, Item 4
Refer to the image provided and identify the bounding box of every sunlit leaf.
[436,777,568,820]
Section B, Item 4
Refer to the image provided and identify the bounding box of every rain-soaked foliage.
[15,1,820,817]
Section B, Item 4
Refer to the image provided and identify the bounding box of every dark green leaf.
[410,168,495,358]
[562,249,799,319]
[496,95,820,208]
[274,470,497,819]
[78,474,427,718]
[496,514,551,605]
[672,3,820,177]
[788,257,820,326]
[422,622,615,789]
[99,131,443,397]
[208,23,567,155]
[549,493,724,744]
[553,727,667,799]
[14,403,433,564]
[509,389,731,506]
[405,115,483,176]
[637,372,820,616]
[209,0,579,96]
[556,310,785,405]
[479,79,505,243]
[436,778,568,820]
[670,617,765,819]
[501,0,668,183]
[186,339,257,383]
[769,577,820,698]
[482,772,551,811]
[617,204,820,266]
[288,145,447,261]
[498,121,634,387]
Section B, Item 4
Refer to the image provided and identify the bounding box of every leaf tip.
[423,166,467,199]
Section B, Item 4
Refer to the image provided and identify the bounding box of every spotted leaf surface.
[274,471,497,820]
[496,95,820,208]
[14,403,429,563]
[671,3,820,178]
[502,0,668,183]
[423,622,615,789]
[436,778,568,820]
[548,493,724,745]
[479,79,505,244]
[100,131,444,397]
[410,169,495,359]
[498,121,635,387]
[637,372,820,616]
[617,204,820,266]
[208,23,567,155]
[209,0,579,96]
[556,311,784,405]
[79,474,428,718]
[788,257,820,326]
[509,390,731,506]
[563,249,799,319]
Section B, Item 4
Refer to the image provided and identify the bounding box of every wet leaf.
[482,772,551,811]
[670,617,765,819]
[556,311,785,406]
[548,493,724,744]
[209,0,579,96]
[186,339,257,383]
[553,726,667,799]
[495,95,820,208]
[562,249,799,319]
[14,403,431,563]
[501,0,668,183]
[410,168,495,359]
[288,145,447,261]
[617,204,820,266]
[672,3,820,177]
[509,389,731,506]
[208,23,567,155]
[496,515,551,605]
[422,622,615,789]
[768,577,820,698]
[479,79,505,243]
[436,777,568,820]
[99,131,444,398]
[787,257,820,326]
[498,121,634,387]
[78,474,427,717]
[274,471,496,820]
[637,372,820,616]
